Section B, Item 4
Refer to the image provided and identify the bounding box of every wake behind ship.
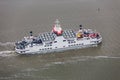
[15,19,102,54]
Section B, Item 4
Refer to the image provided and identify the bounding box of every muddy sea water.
[0,0,120,80]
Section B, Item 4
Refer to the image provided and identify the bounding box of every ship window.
[54,41,57,43]
[79,43,83,45]
[55,47,57,48]
[63,40,66,42]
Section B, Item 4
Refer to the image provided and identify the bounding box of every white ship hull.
[15,36,102,54]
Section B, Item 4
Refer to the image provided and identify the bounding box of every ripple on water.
[0,50,17,57]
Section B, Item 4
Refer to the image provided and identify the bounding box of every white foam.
[91,56,120,59]
[0,50,16,57]
[22,68,38,72]
[63,56,120,64]
[0,42,15,46]
[52,61,65,65]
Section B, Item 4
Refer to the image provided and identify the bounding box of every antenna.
[55,19,60,24]
[79,25,83,30]
[29,31,33,36]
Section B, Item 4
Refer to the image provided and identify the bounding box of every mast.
[52,19,63,36]
[29,31,33,36]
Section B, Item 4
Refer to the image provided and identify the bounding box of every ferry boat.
[15,19,102,54]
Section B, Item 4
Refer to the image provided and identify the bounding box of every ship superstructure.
[15,19,102,54]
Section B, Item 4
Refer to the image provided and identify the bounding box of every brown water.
[0,0,120,80]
